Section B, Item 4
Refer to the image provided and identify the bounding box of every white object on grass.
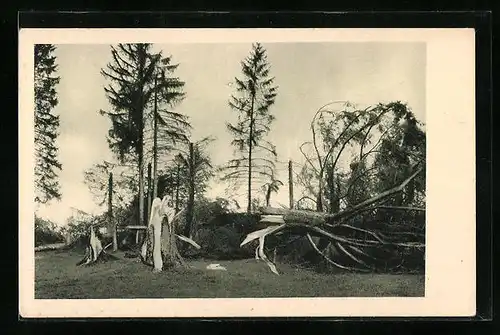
[206,263,227,271]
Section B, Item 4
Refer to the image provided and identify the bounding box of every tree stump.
[76,225,117,266]
[140,196,200,272]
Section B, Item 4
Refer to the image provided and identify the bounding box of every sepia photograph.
[19,28,475,318]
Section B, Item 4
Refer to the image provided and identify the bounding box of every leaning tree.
[242,101,426,274]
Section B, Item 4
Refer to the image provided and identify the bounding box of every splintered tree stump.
[140,196,200,272]
[76,226,117,266]
[160,214,186,269]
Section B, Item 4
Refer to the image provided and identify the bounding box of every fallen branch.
[336,224,386,243]
[291,223,382,248]
[240,224,285,275]
[332,166,424,222]
[346,244,379,261]
[335,242,374,270]
[306,234,370,272]
[376,206,425,212]
[175,234,201,249]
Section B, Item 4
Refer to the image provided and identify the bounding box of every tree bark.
[147,162,152,222]
[184,142,195,238]
[247,95,255,214]
[316,184,323,212]
[141,197,192,271]
[260,165,423,225]
[137,46,146,243]
[108,172,117,252]
[265,185,271,207]
[288,160,294,209]
[152,75,158,199]
[175,163,180,214]
[260,206,333,225]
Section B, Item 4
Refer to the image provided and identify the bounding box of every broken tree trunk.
[140,195,201,272]
[245,167,425,274]
[76,226,116,266]
[259,166,424,225]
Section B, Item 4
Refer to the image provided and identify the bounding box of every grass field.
[35,250,425,299]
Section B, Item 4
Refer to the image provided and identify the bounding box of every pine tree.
[222,43,279,213]
[34,44,62,204]
[100,44,187,226]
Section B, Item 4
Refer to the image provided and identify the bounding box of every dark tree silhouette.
[34,44,62,204]
[99,44,187,226]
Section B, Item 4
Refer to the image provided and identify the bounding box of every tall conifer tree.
[222,43,279,213]
[100,44,187,226]
[34,44,62,204]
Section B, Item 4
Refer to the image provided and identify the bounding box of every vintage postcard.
[19,28,475,318]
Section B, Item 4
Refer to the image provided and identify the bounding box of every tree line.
[34,43,426,246]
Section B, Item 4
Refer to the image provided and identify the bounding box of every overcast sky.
[36,42,426,226]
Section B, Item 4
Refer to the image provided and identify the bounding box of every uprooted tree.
[242,101,426,274]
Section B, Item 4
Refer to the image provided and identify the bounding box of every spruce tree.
[34,44,62,204]
[222,43,279,213]
[100,44,186,226]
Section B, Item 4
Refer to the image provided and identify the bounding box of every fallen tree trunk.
[259,165,424,226]
[35,243,66,252]
[246,167,425,275]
